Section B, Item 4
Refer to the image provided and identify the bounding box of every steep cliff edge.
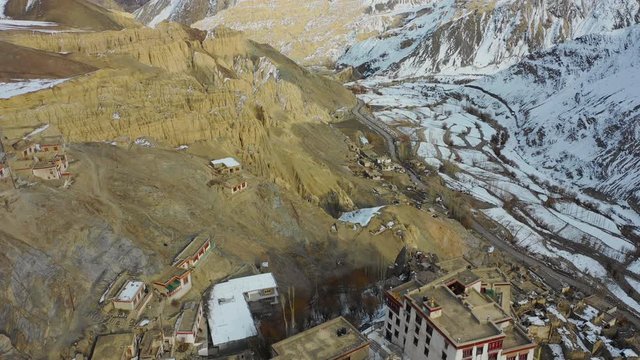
[1,23,357,209]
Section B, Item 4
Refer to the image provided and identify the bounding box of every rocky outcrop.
[1,23,357,212]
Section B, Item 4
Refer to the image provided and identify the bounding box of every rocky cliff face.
[134,0,236,27]
[1,23,359,209]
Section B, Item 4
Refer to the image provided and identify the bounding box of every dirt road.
[350,100,640,327]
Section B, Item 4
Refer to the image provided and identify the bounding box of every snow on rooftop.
[211,157,240,168]
[339,206,385,226]
[116,281,144,302]
[207,273,277,346]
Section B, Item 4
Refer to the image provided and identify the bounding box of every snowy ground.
[0,19,73,33]
[339,206,385,226]
[0,79,69,99]
[352,75,640,313]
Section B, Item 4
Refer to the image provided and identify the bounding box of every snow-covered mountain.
[134,0,235,27]
[476,25,640,201]
[340,0,640,77]
[193,0,442,66]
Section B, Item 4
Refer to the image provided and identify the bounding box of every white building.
[113,280,146,311]
[384,270,536,360]
[211,157,241,175]
[207,273,278,354]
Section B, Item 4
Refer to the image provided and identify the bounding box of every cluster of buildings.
[210,157,247,195]
[380,266,536,360]
[516,293,638,359]
[346,132,404,181]
[0,125,70,185]
[91,235,213,359]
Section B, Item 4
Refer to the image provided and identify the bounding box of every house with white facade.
[175,301,205,344]
[112,280,146,311]
[152,267,192,300]
[211,157,241,175]
[206,273,278,355]
[384,270,536,360]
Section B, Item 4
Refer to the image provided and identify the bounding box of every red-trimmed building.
[384,269,536,360]
[152,267,192,300]
[172,235,212,270]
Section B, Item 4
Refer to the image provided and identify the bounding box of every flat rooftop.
[207,273,277,346]
[408,286,502,344]
[211,157,240,168]
[116,280,144,302]
[502,324,534,350]
[472,268,509,284]
[436,257,473,273]
[271,317,369,359]
[455,269,480,286]
[177,302,200,332]
[173,234,211,263]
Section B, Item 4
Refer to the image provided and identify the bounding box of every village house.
[175,301,205,344]
[384,270,536,360]
[172,234,212,270]
[11,140,38,160]
[90,333,137,360]
[31,161,62,180]
[211,157,241,175]
[152,267,192,300]
[223,176,248,194]
[112,280,146,311]
[364,168,382,181]
[206,273,278,355]
[271,316,370,360]
[37,135,65,155]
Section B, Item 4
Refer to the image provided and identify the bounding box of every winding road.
[350,99,640,328]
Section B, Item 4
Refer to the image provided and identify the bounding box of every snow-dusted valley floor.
[352,77,640,314]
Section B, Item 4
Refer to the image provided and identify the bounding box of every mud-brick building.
[112,280,146,311]
[152,267,192,300]
[211,157,241,175]
[172,234,212,270]
[271,316,370,360]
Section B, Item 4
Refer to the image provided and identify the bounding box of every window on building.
[413,337,419,346]
[441,351,447,360]
[387,323,391,330]
[489,340,503,351]
[53,146,58,151]
[463,348,473,358]
[477,346,484,354]
[396,318,400,326]
[444,342,449,350]
[518,354,527,360]
[424,346,430,357]
[394,330,399,338]
[416,316,422,326]
[488,354,498,360]
[405,302,411,312]
[506,356,516,360]
[385,330,392,341]
[426,324,433,336]
[414,324,420,334]
[404,325,408,334]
